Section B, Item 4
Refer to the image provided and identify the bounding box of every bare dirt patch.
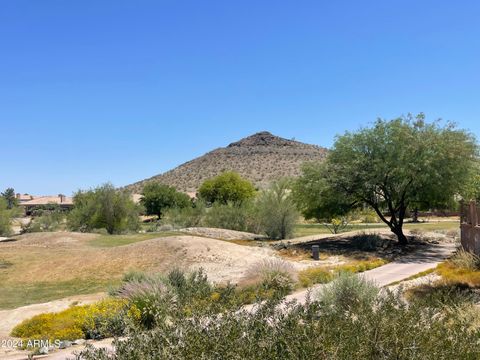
[180,227,267,240]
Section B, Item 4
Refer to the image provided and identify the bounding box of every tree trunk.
[392,226,408,245]
[412,207,419,223]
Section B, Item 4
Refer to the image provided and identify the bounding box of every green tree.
[68,183,140,234]
[298,114,478,245]
[140,183,191,219]
[293,162,353,222]
[461,163,480,202]
[198,172,256,205]
[0,198,13,236]
[256,179,299,240]
[1,188,17,209]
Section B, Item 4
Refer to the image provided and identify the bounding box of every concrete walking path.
[284,241,456,304]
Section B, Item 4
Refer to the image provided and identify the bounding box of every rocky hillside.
[126,131,328,193]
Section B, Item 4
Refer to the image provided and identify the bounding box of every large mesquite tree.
[297,114,478,244]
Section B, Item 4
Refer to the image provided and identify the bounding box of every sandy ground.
[181,227,267,240]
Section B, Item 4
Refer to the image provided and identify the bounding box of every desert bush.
[75,287,480,360]
[255,180,298,239]
[21,211,66,233]
[298,259,386,287]
[204,201,258,232]
[121,270,149,283]
[350,232,384,251]
[161,200,206,229]
[449,249,480,271]
[11,299,131,341]
[317,272,380,312]
[68,183,140,234]
[298,267,334,287]
[114,269,241,328]
[115,275,175,329]
[0,198,13,236]
[239,259,297,299]
[324,217,349,234]
[405,283,478,307]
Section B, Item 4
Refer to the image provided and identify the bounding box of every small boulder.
[59,340,72,349]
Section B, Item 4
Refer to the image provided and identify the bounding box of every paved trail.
[284,241,456,304]
[1,242,456,360]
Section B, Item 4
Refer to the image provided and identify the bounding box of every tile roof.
[19,195,73,206]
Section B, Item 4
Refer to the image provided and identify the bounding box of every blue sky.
[1,0,479,195]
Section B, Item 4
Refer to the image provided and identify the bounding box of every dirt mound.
[113,235,280,283]
[181,227,266,240]
[0,232,286,289]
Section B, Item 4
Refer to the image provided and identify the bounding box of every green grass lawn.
[294,223,386,237]
[403,222,459,231]
[294,221,459,237]
[88,231,183,248]
[0,278,115,310]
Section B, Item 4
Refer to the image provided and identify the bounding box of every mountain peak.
[227,131,296,148]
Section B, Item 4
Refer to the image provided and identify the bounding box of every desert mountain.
[126,131,328,193]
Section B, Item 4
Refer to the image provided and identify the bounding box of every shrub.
[204,201,258,232]
[115,275,175,329]
[298,267,334,287]
[449,249,480,271]
[68,183,140,234]
[114,269,241,327]
[11,299,130,341]
[405,283,478,307]
[240,259,297,299]
[21,211,66,233]
[161,201,206,229]
[350,232,385,251]
[324,217,349,234]
[0,198,13,236]
[298,259,386,287]
[255,179,298,239]
[317,272,380,312]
